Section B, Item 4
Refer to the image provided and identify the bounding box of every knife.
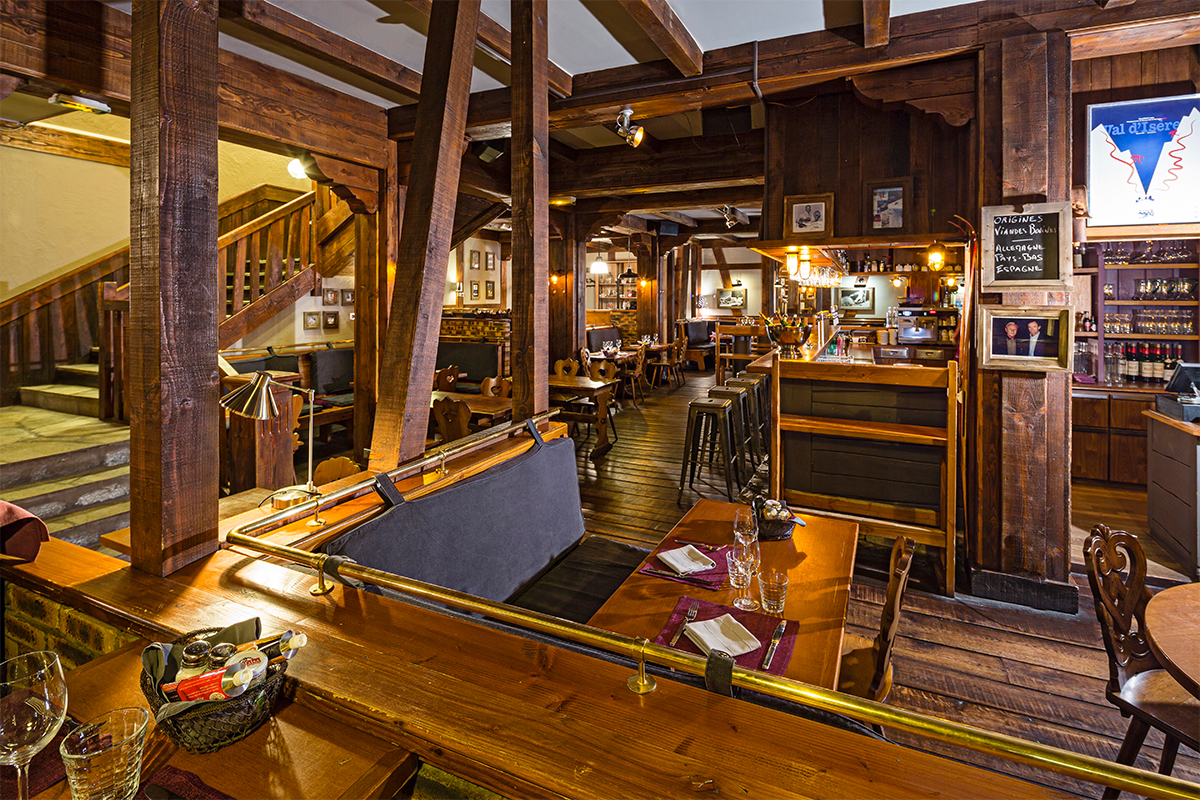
[641,568,723,588]
[760,620,787,669]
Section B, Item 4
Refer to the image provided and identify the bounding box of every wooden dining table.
[547,374,620,460]
[588,498,859,690]
[1145,582,1200,699]
[431,390,512,423]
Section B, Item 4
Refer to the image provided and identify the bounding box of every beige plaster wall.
[1,111,310,301]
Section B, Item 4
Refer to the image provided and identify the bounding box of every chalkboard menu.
[981,202,1073,291]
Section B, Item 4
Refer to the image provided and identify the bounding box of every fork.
[669,600,700,646]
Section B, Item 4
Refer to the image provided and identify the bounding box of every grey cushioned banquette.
[586,327,621,352]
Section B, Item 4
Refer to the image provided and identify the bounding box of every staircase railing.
[99,191,319,421]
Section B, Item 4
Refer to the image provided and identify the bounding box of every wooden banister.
[217,191,315,249]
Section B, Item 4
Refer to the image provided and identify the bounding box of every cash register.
[1157,362,1200,422]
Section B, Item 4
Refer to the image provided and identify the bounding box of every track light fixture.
[616,108,643,148]
[719,206,739,229]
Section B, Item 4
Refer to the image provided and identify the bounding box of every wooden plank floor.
[576,369,1198,798]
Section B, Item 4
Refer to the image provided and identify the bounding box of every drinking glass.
[759,569,789,615]
[733,508,756,547]
[60,708,148,800]
[0,651,68,800]
[727,543,760,612]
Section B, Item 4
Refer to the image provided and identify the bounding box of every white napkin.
[657,545,716,575]
[684,614,761,657]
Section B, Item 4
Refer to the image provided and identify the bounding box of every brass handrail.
[226,412,560,540]
[223,529,1198,800]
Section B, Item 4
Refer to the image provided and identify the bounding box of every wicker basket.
[140,628,287,754]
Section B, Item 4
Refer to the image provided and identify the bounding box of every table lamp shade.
[219,371,279,421]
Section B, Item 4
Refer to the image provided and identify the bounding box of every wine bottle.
[1153,343,1165,384]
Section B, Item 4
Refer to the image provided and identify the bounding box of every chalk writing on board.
[992,213,1059,280]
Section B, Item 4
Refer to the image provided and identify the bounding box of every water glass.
[60,708,149,800]
[1,651,68,800]
[726,548,760,612]
[759,569,788,614]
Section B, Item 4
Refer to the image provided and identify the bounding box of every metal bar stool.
[725,377,766,459]
[709,384,759,474]
[678,397,736,503]
[736,370,770,451]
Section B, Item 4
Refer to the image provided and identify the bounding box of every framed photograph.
[717,288,745,308]
[485,280,496,300]
[470,280,480,300]
[783,193,834,239]
[470,250,481,270]
[836,286,875,311]
[322,288,338,306]
[341,289,354,306]
[323,311,340,330]
[977,305,1073,372]
[485,252,496,271]
[302,311,320,331]
[981,202,1073,291]
[864,177,912,233]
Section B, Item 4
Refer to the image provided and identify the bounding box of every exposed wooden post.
[635,236,656,337]
[862,0,891,48]
[510,0,549,421]
[128,0,219,576]
[353,210,379,463]
[689,241,701,318]
[549,214,585,366]
[368,0,480,470]
[760,256,777,317]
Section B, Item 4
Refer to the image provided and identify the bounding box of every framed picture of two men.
[978,305,1073,372]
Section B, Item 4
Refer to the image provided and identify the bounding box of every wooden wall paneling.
[836,93,862,239]
[909,113,932,233]
[510,0,549,421]
[635,238,656,338]
[548,226,570,366]
[128,0,220,576]
[368,0,480,469]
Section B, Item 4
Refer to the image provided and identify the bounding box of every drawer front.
[1109,431,1148,484]
[1073,396,1109,429]
[1072,429,1109,481]
[1150,418,1198,469]
[1110,398,1154,431]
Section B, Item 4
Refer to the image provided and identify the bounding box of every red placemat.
[0,722,71,798]
[637,545,730,589]
[135,765,232,800]
[653,596,797,677]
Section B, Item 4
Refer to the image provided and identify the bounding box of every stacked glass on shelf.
[1130,277,1198,300]
[1132,309,1195,335]
[1101,342,1185,387]
[1098,240,1196,265]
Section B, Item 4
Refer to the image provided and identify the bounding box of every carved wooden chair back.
[431,397,471,443]
[313,456,360,486]
[480,376,512,398]
[590,360,618,382]
[869,536,916,700]
[553,358,580,377]
[1083,524,1158,693]
[434,365,459,392]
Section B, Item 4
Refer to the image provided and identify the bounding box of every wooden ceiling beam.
[218,0,422,99]
[616,0,702,77]
[452,200,509,250]
[0,124,129,167]
[403,0,572,96]
[650,210,696,227]
[574,186,763,215]
[863,0,891,48]
[389,0,1200,140]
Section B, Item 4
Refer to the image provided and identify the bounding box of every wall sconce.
[287,158,307,180]
[891,276,904,288]
[926,242,947,270]
[639,278,648,288]
[550,274,560,285]
[945,276,956,287]
[616,108,643,148]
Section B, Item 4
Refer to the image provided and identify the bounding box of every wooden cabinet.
[1146,413,1200,579]
[1071,390,1153,484]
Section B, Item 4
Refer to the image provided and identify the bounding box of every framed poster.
[1087,94,1200,229]
[322,311,340,330]
[836,286,874,311]
[322,288,338,306]
[341,289,354,306]
[977,306,1072,372]
[302,311,320,330]
[981,202,1072,291]
[485,280,496,300]
[783,193,833,239]
[470,250,481,270]
[485,252,496,270]
[470,280,480,300]
[864,177,912,233]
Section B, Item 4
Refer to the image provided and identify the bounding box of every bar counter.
[1144,410,1200,579]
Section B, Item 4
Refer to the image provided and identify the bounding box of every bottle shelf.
[1076,331,1098,338]
[1096,334,1198,341]
[1103,300,1199,306]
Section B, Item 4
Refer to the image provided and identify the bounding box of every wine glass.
[0,651,68,800]
[730,539,761,611]
[733,507,757,547]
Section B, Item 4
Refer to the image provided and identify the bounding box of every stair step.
[0,407,129,490]
[56,363,101,387]
[47,500,130,550]
[89,346,101,363]
[4,465,130,520]
[19,384,100,417]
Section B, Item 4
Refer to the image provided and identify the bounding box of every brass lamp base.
[270,486,315,510]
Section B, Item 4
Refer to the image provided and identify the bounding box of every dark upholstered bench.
[436,340,503,395]
[585,326,621,353]
[305,347,354,439]
[228,352,300,375]
[680,320,716,370]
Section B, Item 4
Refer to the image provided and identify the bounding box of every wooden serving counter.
[1144,410,1200,579]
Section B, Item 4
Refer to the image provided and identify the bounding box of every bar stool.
[678,397,736,503]
[725,377,766,458]
[708,386,756,482]
[736,370,770,449]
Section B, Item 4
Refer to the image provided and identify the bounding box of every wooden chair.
[1084,524,1200,798]
[553,358,579,377]
[431,397,471,443]
[434,365,459,392]
[313,456,360,486]
[480,376,512,398]
[838,536,916,704]
[649,339,683,389]
[672,338,686,386]
[618,345,648,406]
[589,359,619,382]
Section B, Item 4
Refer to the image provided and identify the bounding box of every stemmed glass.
[729,539,761,611]
[733,507,757,546]
[0,651,68,800]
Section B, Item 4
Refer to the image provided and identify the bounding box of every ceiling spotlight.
[720,206,739,229]
[616,108,643,148]
[49,93,110,114]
